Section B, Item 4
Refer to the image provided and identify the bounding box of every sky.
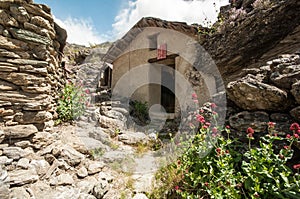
[34,0,229,46]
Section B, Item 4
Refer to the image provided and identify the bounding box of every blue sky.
[34,0,229,46]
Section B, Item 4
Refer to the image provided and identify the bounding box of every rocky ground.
[0,103,164,199]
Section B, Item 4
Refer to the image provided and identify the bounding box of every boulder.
[2,146,30,160]
[227,74,290,111]
[8,168,38,186]
[0,167,9,199]
[3,124,38,139]
[92,180,109,199]
[10,187,31,199]
[99,115,126,130]
[14,111,52,124]
[270,54,300,89]
[29,159,50,176]
[16,157,30,169]
[60,144,85,166]
[290,106,300,122]
[229,111,269,132]
[87,161,105,175]
[291,81,300,104]
[118,131,149,145]
[77,166,88,178]
[50,173,74,186]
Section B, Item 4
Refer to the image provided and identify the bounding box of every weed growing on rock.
[56,81,89,124]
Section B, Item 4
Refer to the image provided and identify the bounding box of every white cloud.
[54,16,109,46]
[112,0,229,39]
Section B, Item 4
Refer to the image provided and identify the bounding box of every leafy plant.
[150,96,300,198]
[129,100,149,125]
[56,81,89,123]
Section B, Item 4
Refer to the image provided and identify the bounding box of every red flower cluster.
[268,122,275,128]
[211,103,217,109]
[85,89,90,94]
[289,123,300,138]
[290,123,300,131]
[247,127,254,138]
[293,164,300,169]
[192,93,197,99]
[196,114,205,124]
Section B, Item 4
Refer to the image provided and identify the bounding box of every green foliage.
[56,81,88,123]
[130,100,149,124]
[150,106,300,198]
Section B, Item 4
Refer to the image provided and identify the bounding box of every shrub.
[150,99,300,198]
[56,81,89,123]
[129,100,149,125]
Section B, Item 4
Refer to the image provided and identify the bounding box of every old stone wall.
[0,0,66,131]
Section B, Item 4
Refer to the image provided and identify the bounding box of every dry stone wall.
[0,0,66,131]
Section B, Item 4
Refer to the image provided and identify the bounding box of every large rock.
[87,161,105,175]
[0,9,19,27]
[291,81,300,104]
[229,111,269,132]
[2,124,38,139]
[118,131,149,145]
[227,74,290,111]
[14,111,52,124]
[60,144,85,166]
[10,187,31,199]
[269,54,300,89]
[50,173,74,186]
[8,168,38,186]
[92,180,109,199]
[0,167,9,199]
[99,115,126,130]
[290,106,300,122]
[2,146,30,160]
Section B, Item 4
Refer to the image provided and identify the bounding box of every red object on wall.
[157,43,167,60]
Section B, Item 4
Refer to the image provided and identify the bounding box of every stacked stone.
[0,0,66,131]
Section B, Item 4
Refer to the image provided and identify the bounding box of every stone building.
[103,17,220,118]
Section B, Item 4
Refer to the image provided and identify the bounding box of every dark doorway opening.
[161,63,175,113]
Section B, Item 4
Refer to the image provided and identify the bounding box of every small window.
[148,33,159,50]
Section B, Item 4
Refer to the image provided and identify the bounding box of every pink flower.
[204,182,209,187]
[226,125,230,129]
[212,111,217,115]
[85,89,90,94]
[247,127,254,134]
[290,123,300,131]
[212,127,218,134]
[202,125,208,129]
[293,164,300,169]
[211,103,217,108]
[175,185,180,190]
[286,134,291,139]
[294,134,299,139]
[205,122,211,127]
[192,93,198,99]
[268,122,275,128]
[196,114,205,124]
[193,99,199,104]
[216,148,221,154]
[284,145,290,150]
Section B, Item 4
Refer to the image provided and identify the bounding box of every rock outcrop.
[0,0,66,131]
[227,53,300,134]
[202,0,300,83]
